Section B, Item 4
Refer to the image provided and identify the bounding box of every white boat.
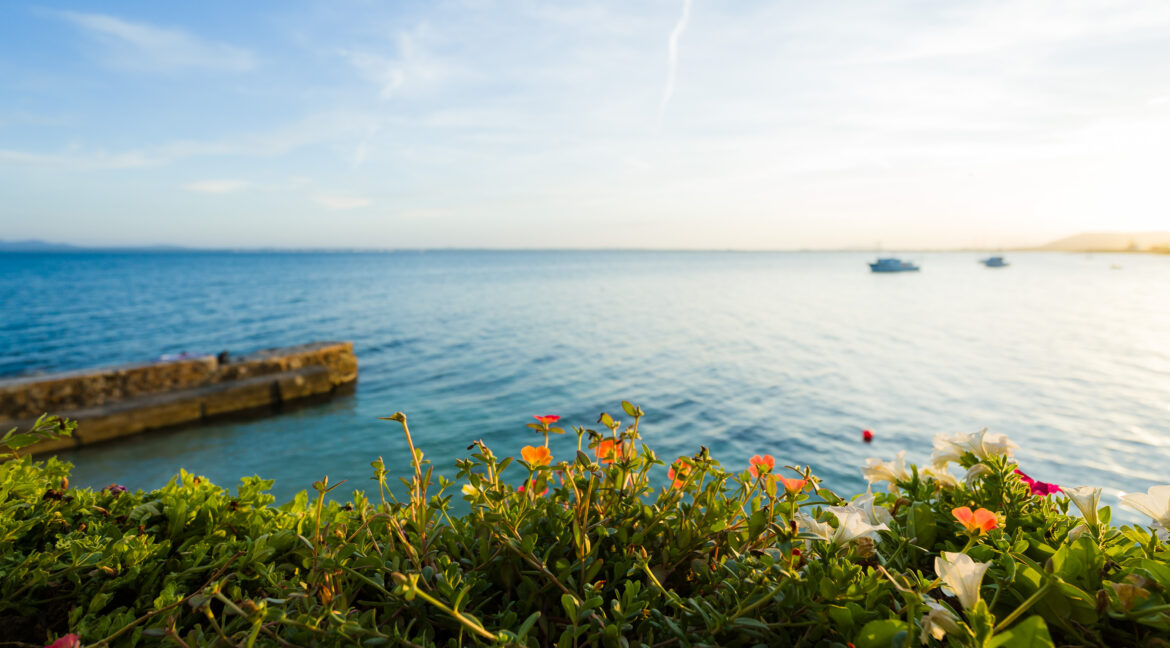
[869,258,919,273]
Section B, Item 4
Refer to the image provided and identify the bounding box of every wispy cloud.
[312,194,371,210]
[0,110,381,170]
[56,11,257,72]
[183,179,248,194]
[659,0,692,117]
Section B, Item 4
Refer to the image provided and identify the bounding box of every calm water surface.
[2,251,1168,518]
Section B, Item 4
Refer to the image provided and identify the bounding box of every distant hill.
[1033,232,1170,252]
[0,239,86,252]
[0,240,190,253]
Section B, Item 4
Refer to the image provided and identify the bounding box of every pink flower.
[862,429,874,443]
[533,415,561,425]
[46,635,80,648]
[517,479,549,496]
[102,484,127,495]
[1014,470,1060,497]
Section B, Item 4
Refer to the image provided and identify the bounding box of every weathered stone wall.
[0,341,358,455]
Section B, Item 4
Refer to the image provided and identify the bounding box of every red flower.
[862,429,874,443]
[952,506,998,533]
[517,479,549,496]
[748,454,775,479]
[667,458,693,489]
[1014,470,1060,497]
[45,635,80,648]
[595,439,624,465]
[533,415,561,425]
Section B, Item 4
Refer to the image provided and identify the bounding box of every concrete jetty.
[0,341,358,455]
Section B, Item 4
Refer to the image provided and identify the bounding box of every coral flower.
[667,458,693,489]
[748,454,775,478]
[521,445,552,466]
[1014,470,1060,496]
[45,636,80,648]
[533,415,561,425]
[862,429,874,443]
[595,439,623,465]
[774,475,808,494]
[952,506,998,534]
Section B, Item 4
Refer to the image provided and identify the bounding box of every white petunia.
[1120,485,1170,539]
[795,511,835,543]
[829,489,893,526]
[963,463,993,488]
[919,599,962,644]
[863,450,910,492]
[934,551,990,611]
[931,429,1017,467]
[1063,486,1102,527]
[796,509,889,547]
[921,464,959,488]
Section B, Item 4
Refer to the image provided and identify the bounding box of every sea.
[2,251,1168,519]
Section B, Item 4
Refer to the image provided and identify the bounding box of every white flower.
[921,464,959,488]
[461,484,481,496]
[831,507,889,545]
[795,511,835,543]
[863,450,910,492]
[931,429,1018,467]
[963,463,993,488]
[1121,485,1170,538]
[829,489,892,526]
[919,599,962,644]
[1063,486,1102,526]
[934,552,990,611]
[1067,524,1090,541]
[796,509,889,547]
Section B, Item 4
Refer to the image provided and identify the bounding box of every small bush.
[2,406,1169,647]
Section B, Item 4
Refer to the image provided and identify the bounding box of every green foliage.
[1,410,1168,647]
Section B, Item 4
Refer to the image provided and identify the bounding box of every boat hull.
[869,264,919,272]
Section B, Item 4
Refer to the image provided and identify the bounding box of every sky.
[2,0,1169,250]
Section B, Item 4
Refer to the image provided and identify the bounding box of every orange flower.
[952,506,998,534]
[748,454,775,479]
[521,445,552,466]
[667,458,693,489]
[595,439,623,465]
[774,475,808,494]
[534,415,561,425]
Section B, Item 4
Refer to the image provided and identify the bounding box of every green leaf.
[853,619,907,648]
[621,401,639,417]
[1,433,40,450]
[988,616,1054,648]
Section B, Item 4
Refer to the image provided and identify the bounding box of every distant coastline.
[3,232,1169,254]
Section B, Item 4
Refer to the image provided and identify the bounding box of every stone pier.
[0,341,358,455]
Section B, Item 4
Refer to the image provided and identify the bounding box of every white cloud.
[312,194,371,210]
[183,179,248,194]
[0,110,382,170]
[56,11,257,72]
[659,0,692,117]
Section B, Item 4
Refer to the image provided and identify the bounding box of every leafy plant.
[1,406,1168,647]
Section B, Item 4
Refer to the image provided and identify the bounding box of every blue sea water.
[2,251,1168,518]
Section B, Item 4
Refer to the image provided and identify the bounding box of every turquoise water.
[3,251,1168,516]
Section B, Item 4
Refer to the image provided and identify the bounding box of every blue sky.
[2,1,1170,249]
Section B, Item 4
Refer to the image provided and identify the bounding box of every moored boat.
[869,258,919,272]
